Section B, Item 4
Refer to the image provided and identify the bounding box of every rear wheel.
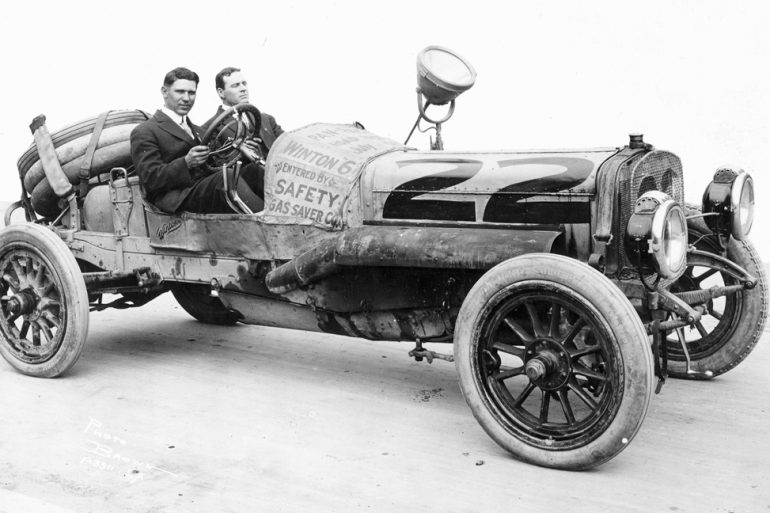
[0,224,89,377]
[172,283,240,325]
[454,254,653,470]
[666,214,767,378]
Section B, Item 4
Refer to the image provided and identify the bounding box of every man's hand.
[239,139,265,164]
[243,139,262,152]
[184,145,210,168]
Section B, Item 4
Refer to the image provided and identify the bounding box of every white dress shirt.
[161,106,194,139]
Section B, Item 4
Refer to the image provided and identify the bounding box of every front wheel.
[454,254,653,470]
[666,213,767,378]
[0,224,89,377]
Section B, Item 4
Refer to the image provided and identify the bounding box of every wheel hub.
[525,339,571,390]
[5,289,38,317]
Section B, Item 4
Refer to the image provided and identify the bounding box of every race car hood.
[361,149,618,225]
[262,122,619,229]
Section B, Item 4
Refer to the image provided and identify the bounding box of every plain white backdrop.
[0,0,767,257]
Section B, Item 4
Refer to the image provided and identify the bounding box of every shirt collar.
[161,106,187,125]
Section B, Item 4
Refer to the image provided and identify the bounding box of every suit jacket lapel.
[258,113,276,150]
[154,110,196,143]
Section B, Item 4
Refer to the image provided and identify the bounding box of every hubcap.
[6,289,38,317]
[524,339,571,390]
[524,357,547,381]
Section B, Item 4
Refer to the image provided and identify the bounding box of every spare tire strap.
[79,110,110,199]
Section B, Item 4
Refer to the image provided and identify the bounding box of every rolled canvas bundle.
[17,109,149,217]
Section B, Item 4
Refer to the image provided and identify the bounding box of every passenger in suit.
[202,67,284,151]
[130,67,263,214]
[201,67,285,200]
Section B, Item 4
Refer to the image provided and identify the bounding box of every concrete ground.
[0,203,768,512]
[0,289,768,513]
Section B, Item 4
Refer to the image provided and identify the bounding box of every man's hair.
[163,67,199,87]
[215,67,242,90]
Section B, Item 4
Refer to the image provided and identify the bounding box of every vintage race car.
[0,47,766,470]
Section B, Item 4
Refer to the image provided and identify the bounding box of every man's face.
[218,71,249,107]
[161,79,198,116]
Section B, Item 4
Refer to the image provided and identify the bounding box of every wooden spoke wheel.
[0,224,89,377]
[454,254,653,470]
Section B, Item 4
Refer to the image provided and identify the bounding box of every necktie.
[180,117,194,139]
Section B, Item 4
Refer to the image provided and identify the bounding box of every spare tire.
[17,109,150,217]
[29,139,135,217]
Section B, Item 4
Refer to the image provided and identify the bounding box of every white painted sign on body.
[262,123,405,229]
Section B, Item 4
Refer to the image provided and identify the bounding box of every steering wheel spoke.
[200,103,263,174]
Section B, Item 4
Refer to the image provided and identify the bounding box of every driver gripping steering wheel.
[130,67,267,215]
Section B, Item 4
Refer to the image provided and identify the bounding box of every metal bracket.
[409,340,454,364]
[688,249,757,288]
[654,287,701,324]
[650,318,667,394]
[66,193,80,231]
[675,284,747,307]
[441,276,457,311]
[587,253,605,272]
[673,326,714,379]
[82,267,162,294]
[648,288,714,380]
[108,167,134,238]
[222,161,253,215]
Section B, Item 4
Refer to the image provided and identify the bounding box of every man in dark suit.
[201,67,285,199]
[130,67,263,214]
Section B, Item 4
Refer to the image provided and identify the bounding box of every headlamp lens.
[663,207,687,275]
[737,177,754,237]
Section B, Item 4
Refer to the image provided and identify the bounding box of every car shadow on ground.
[78,300,466,405]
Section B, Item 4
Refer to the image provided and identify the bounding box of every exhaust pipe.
[265,226,561,294]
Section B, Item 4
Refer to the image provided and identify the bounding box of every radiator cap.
[629,133,652,150]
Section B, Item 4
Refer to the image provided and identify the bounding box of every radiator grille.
[616,150,684,273]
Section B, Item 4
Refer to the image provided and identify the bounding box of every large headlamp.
[625,191,688,279]
[416,46,477,106]
[702,167,754,240]
[405,46,477,150]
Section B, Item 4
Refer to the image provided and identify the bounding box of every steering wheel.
[200,103,263,174]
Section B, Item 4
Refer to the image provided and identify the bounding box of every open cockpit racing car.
[1,47,765,469]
